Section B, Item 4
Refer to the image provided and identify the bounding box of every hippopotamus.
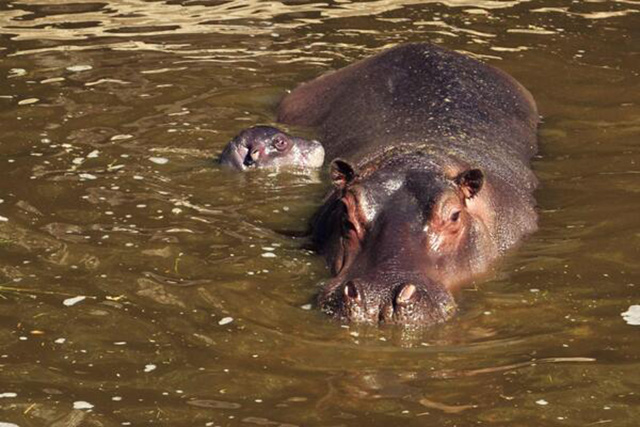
[222,43,539,326]
[219,125,325,170]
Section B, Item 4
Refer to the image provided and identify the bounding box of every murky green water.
[0,0,638,426]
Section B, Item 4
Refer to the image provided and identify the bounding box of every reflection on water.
[0,1,550,41]
[0,0,639,426]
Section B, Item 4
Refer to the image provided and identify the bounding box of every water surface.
[0,0,638,426]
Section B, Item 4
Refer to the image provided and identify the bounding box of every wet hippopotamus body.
[225,43,539,327]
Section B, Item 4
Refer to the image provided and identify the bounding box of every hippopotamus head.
[315,154,501,327]
[219,126,325,171]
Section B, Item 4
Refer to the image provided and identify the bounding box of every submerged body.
[226,43,539,326]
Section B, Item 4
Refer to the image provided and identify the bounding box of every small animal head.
[219,126,325,171]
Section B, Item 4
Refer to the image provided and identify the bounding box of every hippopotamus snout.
[219,125,325,171]
[243,146,262,167]
[320,275,457,326]
[222,140,255,169]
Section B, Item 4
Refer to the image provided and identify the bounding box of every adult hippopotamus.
[224,43,539,326]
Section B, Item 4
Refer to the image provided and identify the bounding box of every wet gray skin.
[278,43,540,326]
[219,125,325,170]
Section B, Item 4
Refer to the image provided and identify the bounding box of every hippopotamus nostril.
[339,280,373,323]
[343,281,361,302]
[243,148,260,167]
[390,283,423,324]
[395,283,417,306]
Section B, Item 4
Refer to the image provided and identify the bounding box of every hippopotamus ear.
[330,159,357,189]
[455,168,484,199]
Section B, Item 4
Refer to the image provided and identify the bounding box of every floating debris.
[18,98,39,106]
[110,134,133,142]
[41,77,65,84]
[0,216,7,222]
[535,399,549,406]
[300,304,312,310]
[218,317,233,326]
[144,364,157,373]
[66,65,93,72]
[8,68,26,77]
[622,305,640,326]
[78,173,97,180]
[165,228,194,233]
[85,78,129,86]
[54,338,66,344]
[0,392,17,398]
[63,296,86,306]
[73,400,94,410]
[149,157,169,165]
[261,252,276,258]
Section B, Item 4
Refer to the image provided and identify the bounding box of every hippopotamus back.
[278,43,539,192]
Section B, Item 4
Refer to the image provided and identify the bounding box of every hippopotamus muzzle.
[319,273,457,326]
[220,125,325,171]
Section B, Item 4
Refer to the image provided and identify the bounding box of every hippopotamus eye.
[272,135,289,151]
[450,210,461,222]
[341,216,356,235]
